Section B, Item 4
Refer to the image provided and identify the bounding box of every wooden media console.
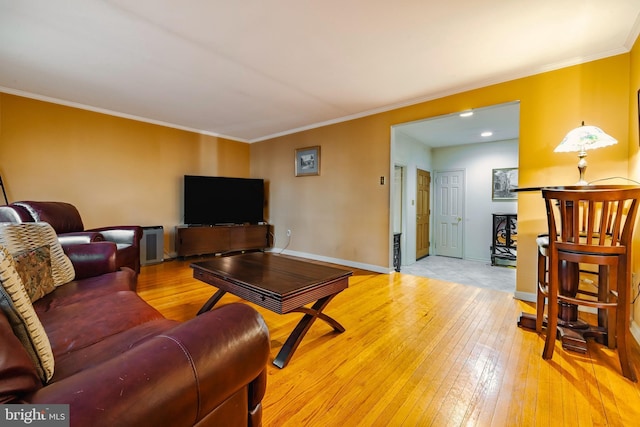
[176,224,269,257]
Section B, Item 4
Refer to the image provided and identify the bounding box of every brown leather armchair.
[3,201,143,273]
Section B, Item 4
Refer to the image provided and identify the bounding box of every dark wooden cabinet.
[491,213,517,266]
[176,224,269,257]
[393,233,401,272]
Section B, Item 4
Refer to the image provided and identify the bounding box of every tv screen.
[184,175,264,225]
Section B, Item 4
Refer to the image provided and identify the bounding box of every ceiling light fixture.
[459,110,473,118]
[481,131,493,137]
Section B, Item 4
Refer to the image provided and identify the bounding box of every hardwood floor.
[137,255,640,426]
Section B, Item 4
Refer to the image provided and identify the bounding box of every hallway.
[400,255,516,293]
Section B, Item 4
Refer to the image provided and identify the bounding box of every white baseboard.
[267,248,391,274]
[514,291,536,303]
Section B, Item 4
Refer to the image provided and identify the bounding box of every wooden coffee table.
[191,252,352,368]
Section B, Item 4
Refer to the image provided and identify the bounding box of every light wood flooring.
[137,255,640,426]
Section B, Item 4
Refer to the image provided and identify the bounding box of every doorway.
[390,101,520,269]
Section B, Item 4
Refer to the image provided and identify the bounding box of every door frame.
[392,163,408,269]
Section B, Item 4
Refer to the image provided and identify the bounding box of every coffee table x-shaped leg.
[273,293,345,368]
[198,290,345,368]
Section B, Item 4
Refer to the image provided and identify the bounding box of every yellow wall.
[252,53,632,296]
[251,115,393,267]
[0,94,250,255]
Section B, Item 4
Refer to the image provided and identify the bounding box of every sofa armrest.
[63,242,118,279]
[0,311,42,403]
[28,303,270,427]
[89,226,142,246]
[58,231,105,246]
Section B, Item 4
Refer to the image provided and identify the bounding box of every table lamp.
[554,122,617,185]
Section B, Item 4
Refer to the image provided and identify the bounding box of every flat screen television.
[183,175,265,225]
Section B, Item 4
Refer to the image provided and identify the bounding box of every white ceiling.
[395,101,520,148]
[1,1,639,143]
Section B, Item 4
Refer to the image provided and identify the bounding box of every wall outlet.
[286,229,292,237]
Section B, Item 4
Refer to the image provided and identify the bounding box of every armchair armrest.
[89,226,142,246]
[58,231,105,246]
[62,242,118,279]
[28,303,270,427]
[0,205,32,223]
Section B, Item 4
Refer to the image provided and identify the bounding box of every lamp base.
[576,150,588,186]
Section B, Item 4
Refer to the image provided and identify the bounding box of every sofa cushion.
[13,245,55,302]
[0,246,54,382]
[0,223,75,286]
[34,269,137,313]
[37,290,165,357]
[51,318,179,381]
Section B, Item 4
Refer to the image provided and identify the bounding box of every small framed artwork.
[295,146,320,176]
[492,167,518,200]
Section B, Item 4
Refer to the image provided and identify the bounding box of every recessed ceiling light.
[459,111,473,118]
[481,131,493,137]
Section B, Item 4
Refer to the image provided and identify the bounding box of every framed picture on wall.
[295,146,321,176]
[492,167,518,200]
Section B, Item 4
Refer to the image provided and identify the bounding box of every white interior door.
[435,170,464,258]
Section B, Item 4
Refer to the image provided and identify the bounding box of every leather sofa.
[0,201,143,273]
[0,222,270,426]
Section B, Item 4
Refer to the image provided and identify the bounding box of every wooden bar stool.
[540,185,640,382]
